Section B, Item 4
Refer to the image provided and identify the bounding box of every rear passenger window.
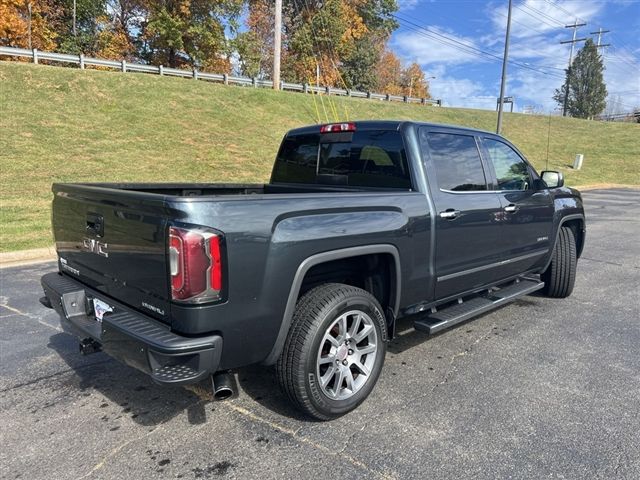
[423,132,487,191]
[272,134,320,184]
[271,130,411,189]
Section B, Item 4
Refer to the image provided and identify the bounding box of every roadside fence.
[0,46,442,107]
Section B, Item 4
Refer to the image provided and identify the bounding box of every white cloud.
[398,0,428,12]
[392,27,485,66]
[431,76,497,110]
[509,69,564,112]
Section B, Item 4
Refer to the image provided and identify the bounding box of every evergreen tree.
[554,39,607,119]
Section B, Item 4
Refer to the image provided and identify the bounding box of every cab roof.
[286,120,498,138]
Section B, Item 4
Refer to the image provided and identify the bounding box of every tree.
[401,62,431,98]
[102,0,145,59]
[0,0,58,50]
[233,0,275,78]
[140,0,243,71]
[374,52,432,98]
[553,39,607,119]
[375,48,402,94]
[55,0,108,55]
[281,0,398,88]
[340,37,381,92]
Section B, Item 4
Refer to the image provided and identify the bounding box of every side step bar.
[414,278,544,335]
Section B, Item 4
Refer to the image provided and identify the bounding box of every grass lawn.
[1,61,639,252]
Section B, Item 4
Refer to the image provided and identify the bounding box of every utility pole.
[590,27,611,48]
[590,28,611,48]
[560,20,587,116]
[73,0,77,37]
[273,0,282,90]
[27,2,32,50]
[496,0,512,135]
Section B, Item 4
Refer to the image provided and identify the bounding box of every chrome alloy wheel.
[316,310,378,401]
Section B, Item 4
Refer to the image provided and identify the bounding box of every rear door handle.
[504,204,518,213]
[439,209,461,219]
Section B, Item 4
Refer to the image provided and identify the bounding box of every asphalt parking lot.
[1,188,639,480]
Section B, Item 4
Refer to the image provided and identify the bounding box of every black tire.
[542,226,577,298]
[276,283,387,420]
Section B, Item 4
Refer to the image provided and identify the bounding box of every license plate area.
[92,298,113,322]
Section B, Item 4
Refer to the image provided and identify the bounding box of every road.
[1,188,639,480]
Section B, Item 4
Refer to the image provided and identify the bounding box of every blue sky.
[392,0,640,112]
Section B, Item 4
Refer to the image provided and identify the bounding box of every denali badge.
[141,302,165,316]
[82,237,109,257]
[59,257,80,276]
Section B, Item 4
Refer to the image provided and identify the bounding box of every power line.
[542,0,587,24]
[515,4,561,29]
[396,19,565,80]
[604,41,640,71]
[494,9,549,36]
[518,3,565,27]
[393,14,565,80]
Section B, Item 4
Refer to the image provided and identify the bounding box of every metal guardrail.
[0,46,442,107]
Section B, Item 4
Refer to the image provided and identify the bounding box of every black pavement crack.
[581,257,639,269]
[338,326,495,455]
[0,360,113,393]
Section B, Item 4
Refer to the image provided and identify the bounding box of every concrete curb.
[578,184,639,191]
[0,246,57,269]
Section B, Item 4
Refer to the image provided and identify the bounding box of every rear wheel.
[276,283,387,420]
[542,226,577,298]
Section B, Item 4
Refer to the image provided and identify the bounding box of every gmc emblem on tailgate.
[82,237,109,257]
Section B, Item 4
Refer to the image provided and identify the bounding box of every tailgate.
[52,184,171,323]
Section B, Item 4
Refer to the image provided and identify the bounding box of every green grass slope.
[1,61,638,251]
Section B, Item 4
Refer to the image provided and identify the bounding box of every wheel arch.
[262,245,401,365]
[560,216,586,258]
[541,214,585,272]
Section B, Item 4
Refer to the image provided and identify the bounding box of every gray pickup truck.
[40,121,585,419]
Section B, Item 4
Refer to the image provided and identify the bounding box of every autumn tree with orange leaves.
[376,50,431,98]
[0,0,58,51]
[283,0,398,91]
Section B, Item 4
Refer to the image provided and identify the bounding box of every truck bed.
[78,182,396,198]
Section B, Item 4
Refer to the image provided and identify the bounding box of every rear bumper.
[41,272,223,385]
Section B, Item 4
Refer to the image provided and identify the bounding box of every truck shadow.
[234,365,315,421]
[387,316,432,355]
[46,332,211,427]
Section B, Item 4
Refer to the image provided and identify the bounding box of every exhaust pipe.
[211,371,234,400]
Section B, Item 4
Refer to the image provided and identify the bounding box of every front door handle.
[439,209,461,219]
[504,204,518,213]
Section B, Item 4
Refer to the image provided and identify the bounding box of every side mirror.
[541,170,564,188]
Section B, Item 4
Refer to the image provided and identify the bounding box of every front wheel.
[276,283,387,420]
[542,226,577,298]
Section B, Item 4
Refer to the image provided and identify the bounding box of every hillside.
[1,61,638,251]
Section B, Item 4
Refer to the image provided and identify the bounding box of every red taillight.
[169,226,223,302]
[209,235,222,291]
[320,122,356,133]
